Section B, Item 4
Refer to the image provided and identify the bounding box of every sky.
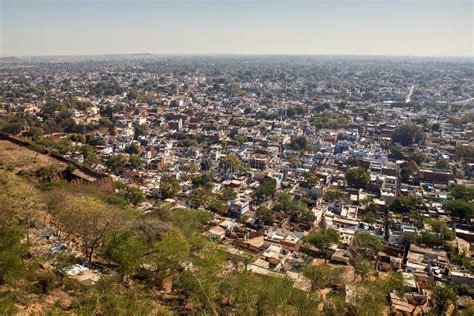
[1,0,473,57]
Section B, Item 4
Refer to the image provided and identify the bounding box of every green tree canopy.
[392,124,424,146]
[304,228,340,262]
[345,167,370,189]
[159,175,181,199]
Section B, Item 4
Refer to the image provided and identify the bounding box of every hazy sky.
[1,0,473,57]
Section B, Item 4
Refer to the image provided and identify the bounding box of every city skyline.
[1,0,473,57]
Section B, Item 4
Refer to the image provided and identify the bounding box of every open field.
[0,140,67,172]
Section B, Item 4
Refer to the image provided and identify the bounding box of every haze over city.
[1,0,473,57]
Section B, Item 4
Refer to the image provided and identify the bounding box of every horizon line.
[2,52,474,60]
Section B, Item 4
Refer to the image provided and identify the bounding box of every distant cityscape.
[0,55,473,314]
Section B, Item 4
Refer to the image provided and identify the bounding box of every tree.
[0,171,44,245]
[55,196,122,262]
[222,188,237,202]
[289,135,309,151]
[192,173,214,189]
[431,284,456,316]
[133,124,149,138]
[389,146,405,160]
[304,228,340,263]
[345,167,370,189]
[102,231,147,282]
[426,218,455,241]
[1,121,23,135]
[304,172,320,186]
[431,122,441,132]
[274,192,314,221]
[159,175,181,199]
[118,186,145,205]
[256,206,273,226]
[152,229,190,286]
[24,126,44,139]
[0,225,27,285]
[79,144,96,163]
[389,196,419,214]
[219,155,242,173]
[450,184,474,201]
[128,155,143,170]
[125,143,142,155]
[348,282,386,316]
[354,259,373,282]
[445,199,474,221]
[322,187,346,202]
[106,154,128,172]
[408,151,425,165]
[301,265,343,291]
[351,231,384,259]
[434,159,450,170]
[392,124,424,146]
[255,176,276,202]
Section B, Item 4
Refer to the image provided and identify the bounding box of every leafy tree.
[322,187,346,202]
[152,229,191,286]
[72,278,154,315]
[221,188,237,201]
[134,124,149,138]
[455,144,474,160]
[450,184,474,201]
[128,155,144,169]
[389,196,419,214]
[98,117,113,127]
[256,206,273,225]
[0,171,44,244]
[106,154,128,172]
[79,144,96,163]
[389,146,405,160]
[417,231,445,247]
[255,176,277,202]
[159,175,181,199]
[304,228,340,263]
[434,159,450,170]
[0,226,27,285]
[348,282,386,316]
[351,231,384,259]
[1,121,23,135]
[274,192,314,220]
[219,155,243,173]
[382,271,410,294]
[102,231,147,282]
[445,199,474,220]
[192,173,214,189]
[392,124,424,146]
[426,218,455,241]
[323,293,346,316]
[431,122,441,132]
[24,126,44,139]
[55,196,123,262]
[431,284,456,316]
[289,135,309,151]
[207,194,227,215]
[304,172,320,186]
[118,186,145,205]
[301,264,343,291]
[354,259,373,282]
[345,167,370,189]
[125,143,142,155]
[408,151,425,165]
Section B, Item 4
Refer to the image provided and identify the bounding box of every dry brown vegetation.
[0,140,66,172]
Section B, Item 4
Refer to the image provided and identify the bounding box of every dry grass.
[0,140,66,172]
